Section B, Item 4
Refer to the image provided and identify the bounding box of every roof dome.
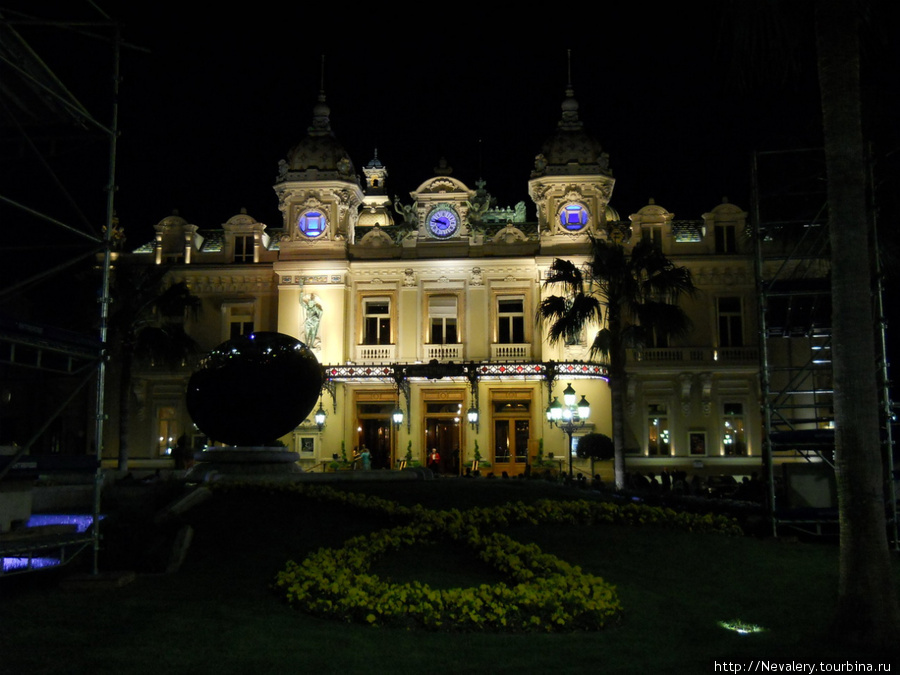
[223,208,260,228]
[154,210,189,231]
[357,205,394,228]
[277,92,358,184]
[532,86,611,178]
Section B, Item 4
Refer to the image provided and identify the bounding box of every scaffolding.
[0,4,126,575]
[753,148,897,541]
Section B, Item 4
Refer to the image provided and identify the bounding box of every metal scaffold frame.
[0,3,129,575]
[753,148,897,543]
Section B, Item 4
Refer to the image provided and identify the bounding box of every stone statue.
[301,293,324,347]
[514,201,526,223]
[394,197,418,227]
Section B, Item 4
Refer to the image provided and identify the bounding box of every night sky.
[111,5,825,236]
[7,1,844,240]
[2,2,899,334]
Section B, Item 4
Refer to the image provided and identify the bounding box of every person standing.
[428,448,441,473]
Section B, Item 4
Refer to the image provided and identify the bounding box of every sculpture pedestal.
[185,447,303,483]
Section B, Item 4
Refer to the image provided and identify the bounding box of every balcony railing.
[355,344,396,363]
[630,347,758,364]
[424,343,464,361]
[490,343,532,361]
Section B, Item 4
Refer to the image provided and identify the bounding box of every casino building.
[115,83,822,486]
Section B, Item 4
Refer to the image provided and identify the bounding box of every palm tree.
[724,0,900,647]
[815,0,900,648]
[107,263,201,473]
[538,237,695,489]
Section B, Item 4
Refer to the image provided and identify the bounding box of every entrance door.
[491,393,532,477]
[493,419,530,476]
[359,418,393,470]
[423,395,464,475]
[356,400,397,469]
[424,416,461,475]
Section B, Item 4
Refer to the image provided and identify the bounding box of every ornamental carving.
[359,226,394,248]
[679,373,693,416]
[700,373,713,416]
[492,223,529,244]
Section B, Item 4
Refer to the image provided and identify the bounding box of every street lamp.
[391,405,404,428]
[547,383,590,477]
[314,401,327,431]
[466,404,479,429]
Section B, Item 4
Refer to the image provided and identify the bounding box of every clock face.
[428,208,459,238]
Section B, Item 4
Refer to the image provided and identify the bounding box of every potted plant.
[464,440,490,471]
[329,441,352,471]
[403,440,421,468]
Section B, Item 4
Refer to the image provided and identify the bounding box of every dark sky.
[3,1,900,364]
[105,3,831,240]
[2,2,897,249]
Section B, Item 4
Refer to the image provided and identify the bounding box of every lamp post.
[546,382,590,477]
[466,364,480,431]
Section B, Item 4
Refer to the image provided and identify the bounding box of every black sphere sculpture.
[186,332,323,447]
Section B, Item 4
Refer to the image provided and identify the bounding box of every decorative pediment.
[414,176,471,196]
[223,208,265,233]
[358,225,395,248]
[154,212,189,233]
[491,223,529,244]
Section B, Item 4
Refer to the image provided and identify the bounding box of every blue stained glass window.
[559,204,589,230]
[298,211,326,237]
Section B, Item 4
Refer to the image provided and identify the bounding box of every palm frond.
[636,301,693,340]
[589,328,613,360]
[542,258,584,295]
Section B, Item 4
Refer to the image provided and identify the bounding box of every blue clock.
[427,207,459,238]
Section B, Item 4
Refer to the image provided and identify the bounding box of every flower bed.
[275,522,621,632]
[212,483,741,632]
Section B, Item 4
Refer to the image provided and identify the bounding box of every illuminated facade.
[118,85,783,483]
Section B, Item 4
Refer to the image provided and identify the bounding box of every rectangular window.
[226,305,254,339]
[497,297,525,344]
[717,297,743,347]
[234,235,254,263]
[647,404,670,456]
[642,226,663,248]
[363,297,391,345]
[723,403,747,455]
[429,295,458,344]
[714,225,737,254]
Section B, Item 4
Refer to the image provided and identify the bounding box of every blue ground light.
[2,514,99,572]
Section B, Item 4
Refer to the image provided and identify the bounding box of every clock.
[427,207,459,238]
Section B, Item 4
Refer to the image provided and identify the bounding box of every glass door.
[493,418,530,476]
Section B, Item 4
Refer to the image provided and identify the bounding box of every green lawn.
[2,479,898,674]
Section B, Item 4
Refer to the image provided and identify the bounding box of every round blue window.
[298,211,326,237]
[559,204,589,231]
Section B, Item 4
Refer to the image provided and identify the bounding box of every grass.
[2,478,899,674]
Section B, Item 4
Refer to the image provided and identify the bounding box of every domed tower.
[528,79,616,250]
[274,90,364,260]
[358,150,395,229]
